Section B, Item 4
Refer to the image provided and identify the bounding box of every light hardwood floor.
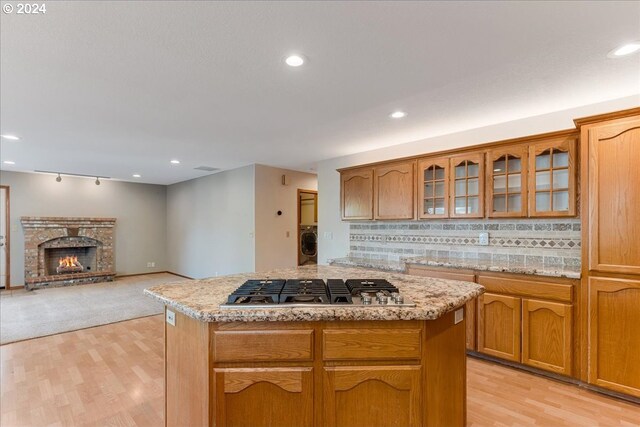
[1,315,638,427]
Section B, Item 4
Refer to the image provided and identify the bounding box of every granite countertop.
[144,265,483,323]
[330,256,581,279]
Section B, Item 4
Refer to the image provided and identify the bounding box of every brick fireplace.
[21,217,116,290]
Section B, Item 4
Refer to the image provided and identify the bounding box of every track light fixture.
[35,170,111,184]
[56,173,62,183]
[95,177,101,186]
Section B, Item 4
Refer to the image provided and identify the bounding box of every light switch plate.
[166,310,176,326]
[454,308,464,324]
[478,232,489,246]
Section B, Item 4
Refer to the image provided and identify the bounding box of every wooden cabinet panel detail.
[528,136,577,217]
[450,153,485,218]
[588,277,640,398]
[323,328,421,361]
[478,293,521,362]
[374,161,416,220]
[214,367,313,427]
[341,168,374,220]
[486,145,528,218]
[587,117,640,274]
[323,366,422,427]
[522,299,572,375]
[417,157,450,219]
[213,330,314,362]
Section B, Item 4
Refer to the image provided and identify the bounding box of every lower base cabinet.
[588,277,640,398]
[478,293,521,362]
[323,366,422,427]
[213,367,314,427]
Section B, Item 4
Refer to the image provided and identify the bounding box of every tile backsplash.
[349,218,581,268]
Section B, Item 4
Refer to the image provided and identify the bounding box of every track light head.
[56,173,62,183]
[95,177,101,186]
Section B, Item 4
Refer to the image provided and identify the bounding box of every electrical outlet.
[454,308,464,324]
[478,232,489,246]
[166,310,176,326]
[323,231,333,240]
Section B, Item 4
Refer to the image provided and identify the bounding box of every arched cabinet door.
[374,161,416,220]
[341,167,374,220]
[417,157,449,219]
[477,293,521,362]
[214,367,313,427]
[449,152,485,218]
[323,365,422,427]
[486,145,528,218]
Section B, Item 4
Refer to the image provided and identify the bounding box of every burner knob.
[391,292,400,302]
[362,295,372,305]
[395,295,404,304]
[378,295,388,305]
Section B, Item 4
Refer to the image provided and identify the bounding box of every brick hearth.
[21,217,116,290]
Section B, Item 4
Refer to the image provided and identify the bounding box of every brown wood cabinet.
[341,167,374,220]
[486,145,528,217]
[450,152,485,218]
[522,299,572,375]
[374,160,416,220]
[323,366,422,427]
[528,135,577,217]
[417,157,450,219]
[477,293,521,362]
[213,367,314,427]
[406,265,476,350]
[586,277,640,398]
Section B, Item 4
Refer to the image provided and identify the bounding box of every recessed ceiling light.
[608,41,640,58]
[132,174,141,178]
[390,111,407,119]
[285,54,305,67]
[3,160,15,165]
[170,160,180,164]
[1,134,20,141]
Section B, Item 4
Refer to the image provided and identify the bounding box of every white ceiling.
[1,1,639,185]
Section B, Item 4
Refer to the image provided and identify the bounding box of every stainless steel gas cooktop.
[219,278,415,309]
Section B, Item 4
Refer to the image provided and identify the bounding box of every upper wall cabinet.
[450,153,485,218]
[528,136,577,217]
[486,145,528,218]
[341,167,374,220]
[374,161,416,220]
[417,157,449,219]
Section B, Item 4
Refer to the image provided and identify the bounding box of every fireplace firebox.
[44,246,97,275]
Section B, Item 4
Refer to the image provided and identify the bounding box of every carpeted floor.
[0,272,186,344]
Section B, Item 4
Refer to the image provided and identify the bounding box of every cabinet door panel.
[214,368,313,427]
[487,145,528,218]
[450,153,485,218]
[588,117,640,274]
[588,277,640,398]
[323,366,422,427]
[374,161,415,220]
[478,293,521,362]
[341,168,374,220]
[418,157,450,219]
[522,299,572,375]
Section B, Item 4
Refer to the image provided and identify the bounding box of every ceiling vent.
[194,166,220,172]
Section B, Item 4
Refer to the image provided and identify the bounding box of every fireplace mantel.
[21,216,116,289]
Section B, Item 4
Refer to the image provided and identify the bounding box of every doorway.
[297,189,318,266]
[0,186,10,289]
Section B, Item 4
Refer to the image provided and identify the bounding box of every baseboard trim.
[116,271,177,279]
[468,352,640,405]
[165,271,195,280]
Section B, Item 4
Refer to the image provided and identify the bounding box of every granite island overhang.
[145,265,484,427]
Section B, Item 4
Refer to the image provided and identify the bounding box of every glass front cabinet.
[486,145,528,218]
[417,157,449,219]
[449,153,485,218]
[528,137,577,217]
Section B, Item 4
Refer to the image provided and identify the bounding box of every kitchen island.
[145,265,483,427]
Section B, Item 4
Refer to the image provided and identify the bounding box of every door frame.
[297,189,318,266]
[0,185,10,289]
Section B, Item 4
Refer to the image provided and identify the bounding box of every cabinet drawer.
[478,275,574,303]
[323,329,421,361]
[213,330,314,362]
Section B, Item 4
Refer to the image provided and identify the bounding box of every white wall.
[0,171,167,286]
[254,164,317,272]
[166,165,256,279]
[317,95,640,264]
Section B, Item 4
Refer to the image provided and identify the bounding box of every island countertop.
[144,265,483,323]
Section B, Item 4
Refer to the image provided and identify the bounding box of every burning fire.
[59,256,81,268]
